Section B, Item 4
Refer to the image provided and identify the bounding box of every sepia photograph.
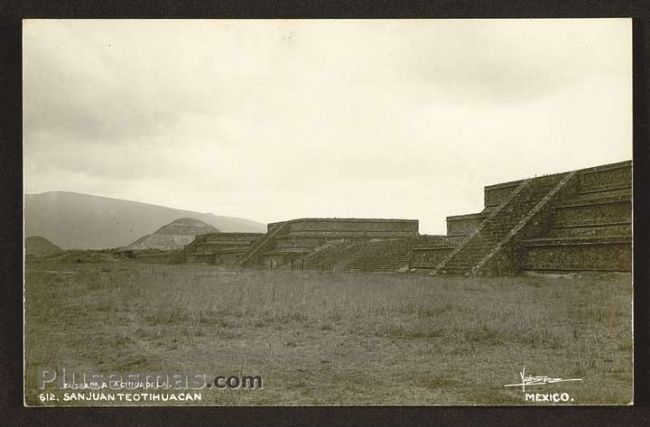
[22,18,633,406]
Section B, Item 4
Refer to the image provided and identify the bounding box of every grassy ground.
[24,258,633,406]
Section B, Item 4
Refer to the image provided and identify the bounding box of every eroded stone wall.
[521,237,631,271]
[175,232,264,265]
[251,218,419,268]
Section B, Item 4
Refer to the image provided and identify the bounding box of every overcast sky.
[23,19,632,234]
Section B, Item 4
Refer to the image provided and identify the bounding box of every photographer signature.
[504,367,582,392]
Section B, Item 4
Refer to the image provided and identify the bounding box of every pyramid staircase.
[433,171,578,275]
[235,221,290,267]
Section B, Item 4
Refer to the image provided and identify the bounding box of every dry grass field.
[24,257,633,406]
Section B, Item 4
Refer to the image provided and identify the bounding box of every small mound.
[25,236,63,258]
[56,250,120,263]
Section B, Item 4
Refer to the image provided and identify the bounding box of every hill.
[127,218,219,250]
[25,191,265,249]
[25,236,63,258]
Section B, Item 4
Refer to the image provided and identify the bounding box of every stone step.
[568,189,631,203]
[433,174,564,275]
[523,235,631,247]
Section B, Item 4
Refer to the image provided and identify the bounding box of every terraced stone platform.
[168,232,264,264]
[411,161,632,275]
[236,218,419,269]
[173,161,631,275]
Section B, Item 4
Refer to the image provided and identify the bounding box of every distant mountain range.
[25,191,266,249]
